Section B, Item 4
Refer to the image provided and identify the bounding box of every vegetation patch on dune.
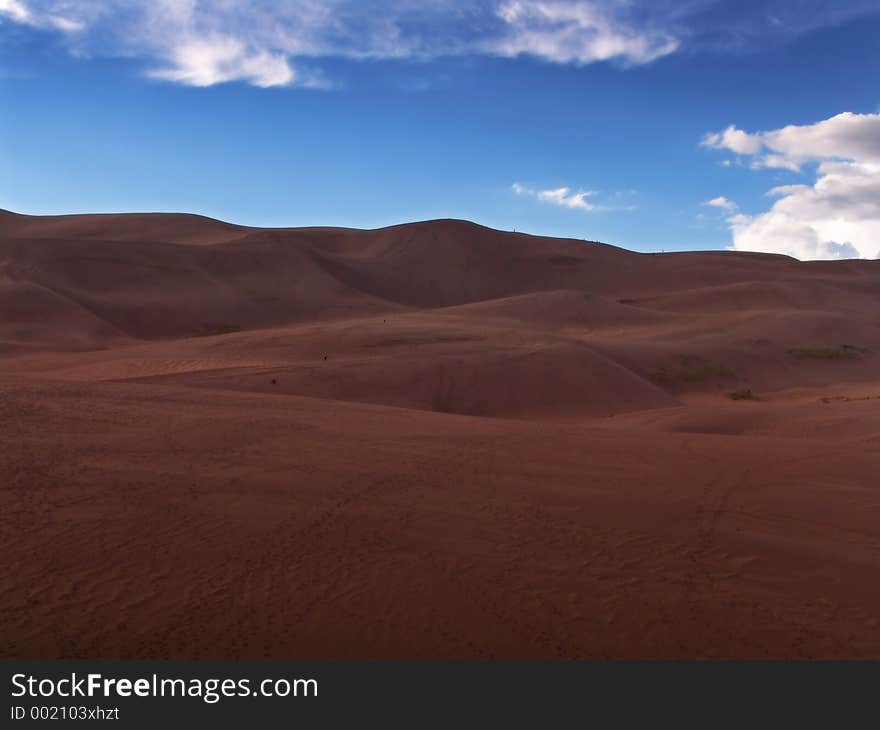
[821,393,880,404]
[728,388,759,401]
[788,345,868,361]
[650,354,737,386]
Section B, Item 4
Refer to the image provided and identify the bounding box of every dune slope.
[2,211,879,659]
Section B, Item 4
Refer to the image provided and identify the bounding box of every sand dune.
[2,211,879,659]
[0,208,247,245]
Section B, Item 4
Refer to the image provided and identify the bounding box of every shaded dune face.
[3,210,880,660]
[2,209,878,394]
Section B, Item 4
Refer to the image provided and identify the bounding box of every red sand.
[2,209,879,658]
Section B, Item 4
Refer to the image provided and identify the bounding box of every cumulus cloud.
[702,112,880,260]
[702,112,880,172]
[513,182,597,211]
[702,126,763,156]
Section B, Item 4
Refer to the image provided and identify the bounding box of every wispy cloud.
[512,181,627,212]
[0,0,30,23]
[702,195,737,212]
[702,112,880,260]
[146,36,297,89]
[2,0,678,88]
[0,0,83,32]
[491,1,678,65]
[3,1,877,89]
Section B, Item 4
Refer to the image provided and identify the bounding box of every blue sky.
[2,1,880,258]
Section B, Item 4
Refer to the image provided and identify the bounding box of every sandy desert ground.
[1,208,879,658]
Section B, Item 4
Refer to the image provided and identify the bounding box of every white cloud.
[701,125,763,156]
[0,1,686,89]
[491,0,679,65]
[702,112,880,260]
[47,16,82,32]
[148,36,295,88]
[0,0,82,32]
[0,0,395,87]
[539,187,595,210]
[702,112,880,171]
[5,2,879,90]
[0,0,30,23]
[513,182,597,211]
[749,154,801,172]
[703,196,736,212]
